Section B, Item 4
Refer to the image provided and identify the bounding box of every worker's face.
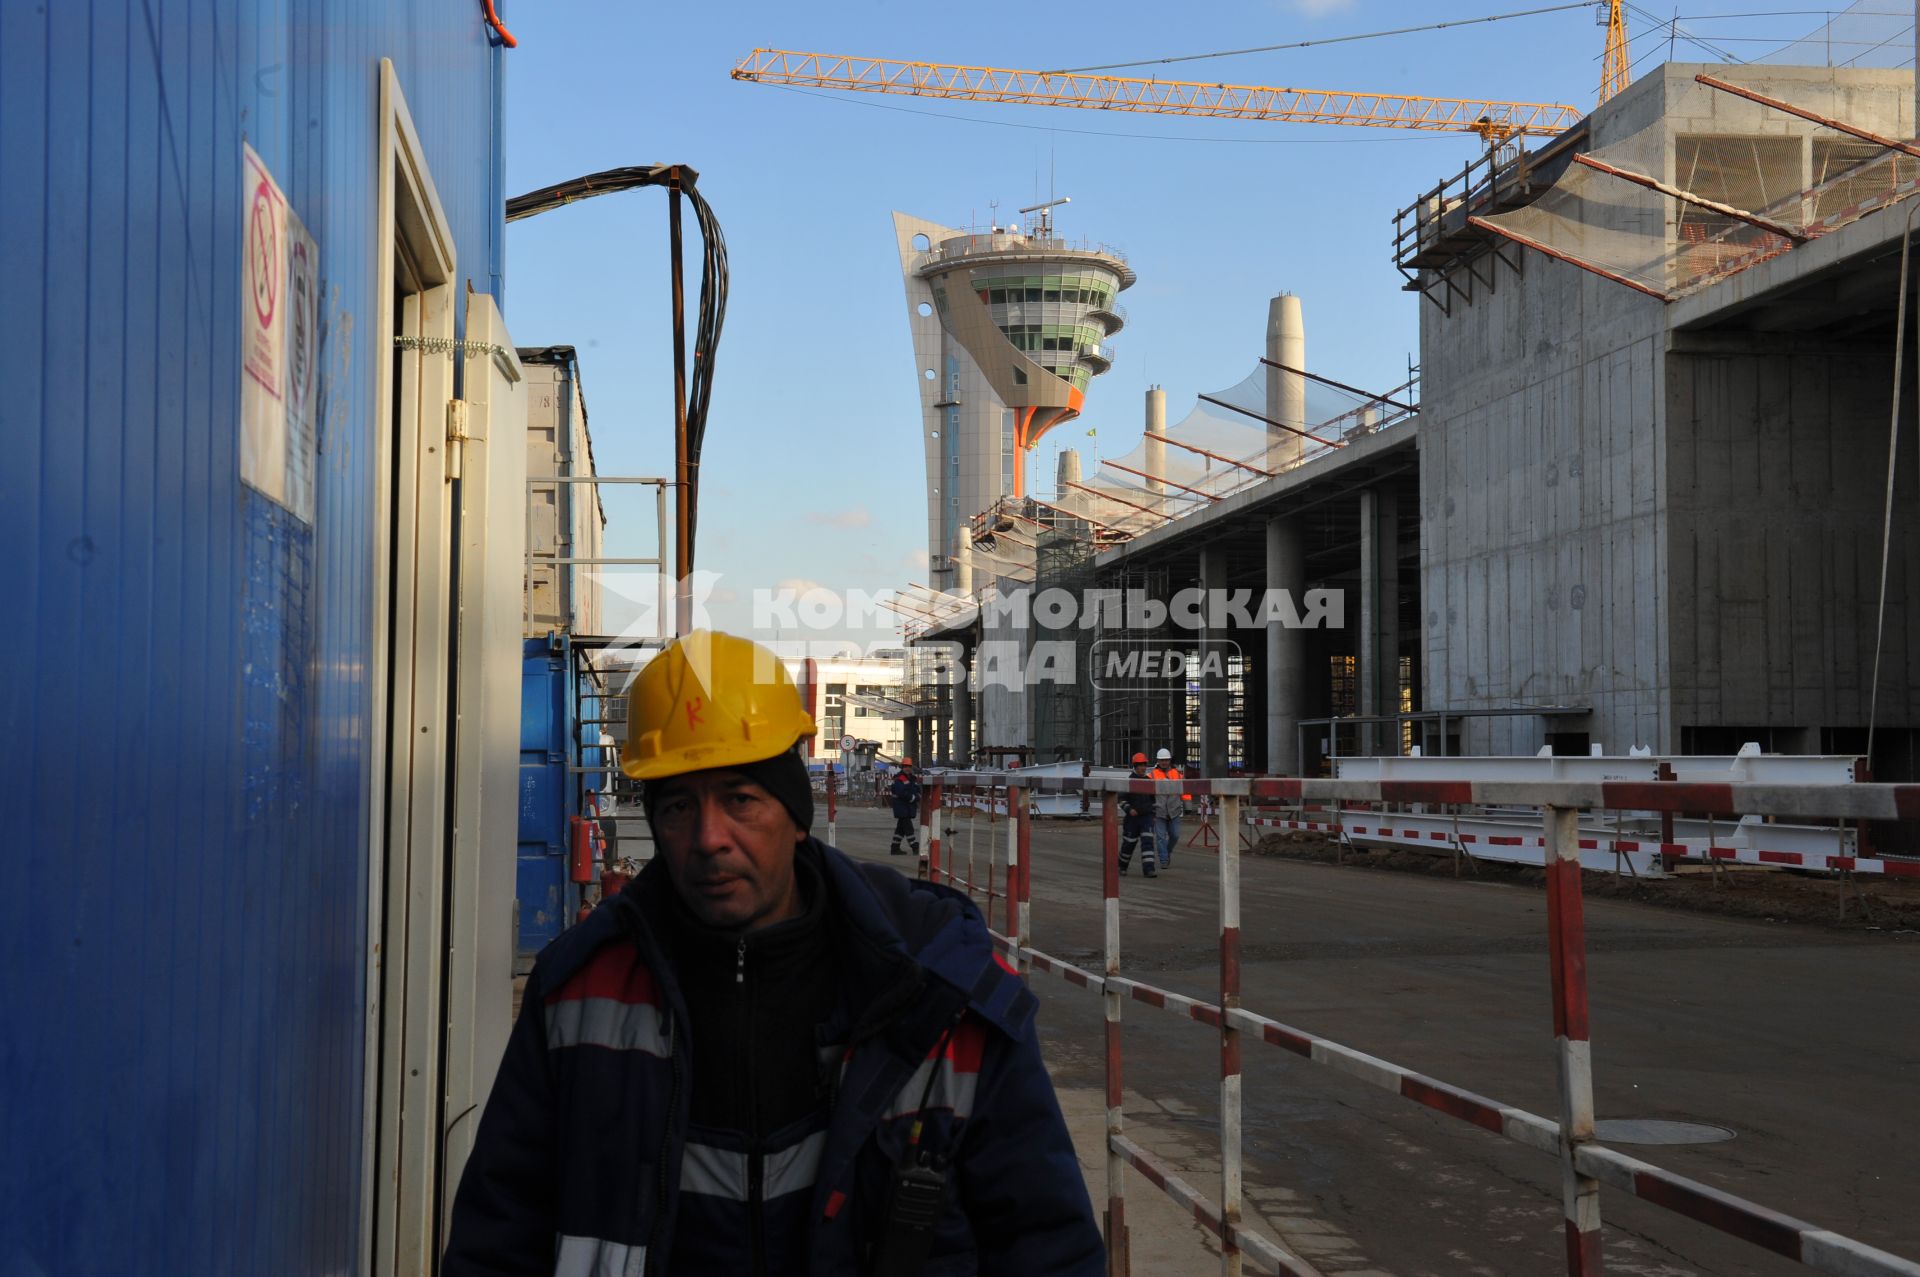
[650,769,804,932]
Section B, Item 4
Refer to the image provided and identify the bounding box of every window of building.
[1328,655,1356,718]
[1012,366,1027,384]
[824,683,847,741]
[852,683,887,718]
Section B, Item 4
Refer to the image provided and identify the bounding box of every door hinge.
[446,399,471,481]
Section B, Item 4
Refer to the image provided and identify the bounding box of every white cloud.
[804,506,872,529]
[775,577,827,596]
[1288,0,1354,13]
[904,547,930,569]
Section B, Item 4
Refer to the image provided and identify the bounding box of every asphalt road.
[829,802,1920,1276]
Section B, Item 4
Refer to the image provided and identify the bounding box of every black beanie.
[643,745,814,834]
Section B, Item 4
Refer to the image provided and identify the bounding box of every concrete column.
[1358,487,1402,756]
[1198,546,1230,777]
[1056,448,1082,493]
[954,536,973,596]
[1266,517,1305,775]
[1143,387,1167,497]
[1165,570,1188,763]
[935,704,950,768]
[1265,295,1305,473]
[953,642,974,768]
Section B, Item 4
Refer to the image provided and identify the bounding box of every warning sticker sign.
[239,143,317,524]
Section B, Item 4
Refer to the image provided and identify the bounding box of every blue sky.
[499,1,1909,641]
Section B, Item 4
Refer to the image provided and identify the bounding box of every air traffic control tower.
[894,202,1134,593]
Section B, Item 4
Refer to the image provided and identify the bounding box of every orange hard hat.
[1131,752,1148,764]
[901,757,914,767]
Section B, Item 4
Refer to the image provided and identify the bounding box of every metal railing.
[912,769,1920,1277]
[523,475,672,635]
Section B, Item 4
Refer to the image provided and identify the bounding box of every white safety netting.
[1059,363,1415,530]
[1478,68,1920,299]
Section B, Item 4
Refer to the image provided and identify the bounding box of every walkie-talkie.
[871,1011,966,1277]
[871,1151,951,1277]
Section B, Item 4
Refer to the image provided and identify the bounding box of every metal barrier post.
[1102,790,1130,1276]
[1545,803,1604,1274]
[967,781,978,896]
[925,779,943,883]
[1219,791,1244,1276]
[1016,786,1034,975]
[1008,784,1025,974]
[1022,787,1035,913]
[986,786,1000,932]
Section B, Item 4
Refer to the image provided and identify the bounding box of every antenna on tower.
[1018,195,1070,240]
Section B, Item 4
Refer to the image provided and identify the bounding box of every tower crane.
[732,2,1631,141]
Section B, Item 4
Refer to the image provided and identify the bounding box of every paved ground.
[830,803,1920,1277]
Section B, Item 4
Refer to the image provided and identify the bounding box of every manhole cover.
[1594,1119,1736,1146]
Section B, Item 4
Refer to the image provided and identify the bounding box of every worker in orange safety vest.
[1150,748,1190,870]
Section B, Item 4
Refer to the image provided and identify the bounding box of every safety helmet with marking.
[619,630,818,781]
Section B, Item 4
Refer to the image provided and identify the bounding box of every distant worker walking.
[1116,752,1157,878]
[889,757,920,856]
[444,630,1103,1276]
[1150,747,1188,870]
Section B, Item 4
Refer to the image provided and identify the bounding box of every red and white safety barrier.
[929,770,1920,823]
[934,768,1920,1277]
[1243,812,1919,879]
[1670,845,1920,876]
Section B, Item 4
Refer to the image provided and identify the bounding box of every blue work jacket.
[444,839,1103,1277]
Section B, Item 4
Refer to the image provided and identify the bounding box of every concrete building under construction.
[895,63,1920,803]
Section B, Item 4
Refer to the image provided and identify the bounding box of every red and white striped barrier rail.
[1672,845,1920,876]
[1244,813,1919,878]
[928,770,1920,821]
[928,770,1920,1277]
[997,931,1920,1276]
[1109,1135,1320,1277]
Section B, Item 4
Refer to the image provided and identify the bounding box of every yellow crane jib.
[731,48,1583,141]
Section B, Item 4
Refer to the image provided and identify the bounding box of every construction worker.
[1116,752,1158,877]
[445,631,1103,1277]
[1150,747,1189,871]
[889,757,921,856]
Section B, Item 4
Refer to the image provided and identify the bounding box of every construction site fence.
[910,769,1920,1277]
[946,783,1916,882]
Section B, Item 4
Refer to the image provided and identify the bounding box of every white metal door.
[439,292,527,1244]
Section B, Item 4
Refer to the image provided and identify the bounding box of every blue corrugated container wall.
[0,3,506,1273]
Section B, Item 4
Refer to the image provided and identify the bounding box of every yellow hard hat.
[620,630,818,781]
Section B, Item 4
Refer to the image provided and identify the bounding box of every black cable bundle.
[505,164,729,561]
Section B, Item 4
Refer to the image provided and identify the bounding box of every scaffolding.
[1029,523,1097,763]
